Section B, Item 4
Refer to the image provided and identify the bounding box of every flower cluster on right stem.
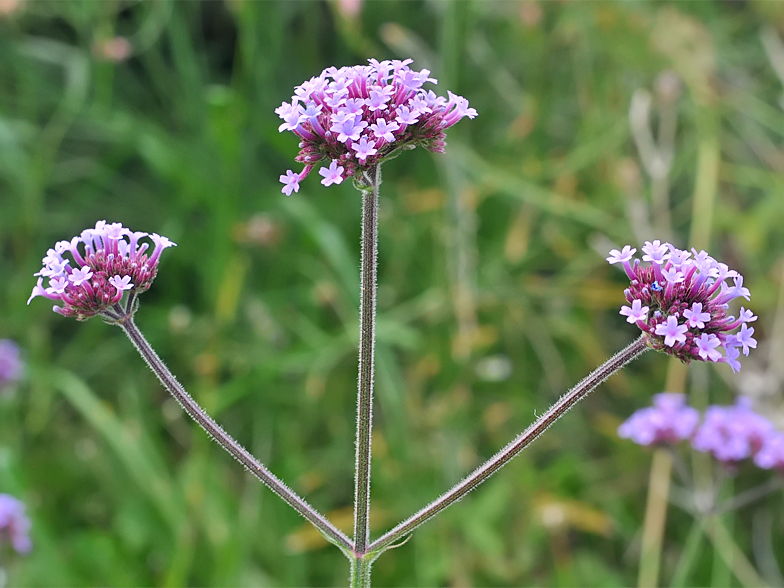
[607,241,756,371]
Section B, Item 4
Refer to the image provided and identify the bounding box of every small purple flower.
[369,118,400,143]
[28,221,176,321]
[618,393,700,446]
[352,137,378,162]
[620,299,649,324]
[607,246,636,265]
[0,494,32,555]
[108,275,134,292]
[683,302,710,329]
[331,114,367,143]
[735,324,757,356]
[694,333,722,362]
[0,340,23,388]
[319,161,345,187]
[68,266,93,287]
[280,170,301,196]
[641,240,669,264]
[607,241,755,369]
[692,397,775,464]
[277,59,476,194]
[395,106,420,125]
[654,315,688,347]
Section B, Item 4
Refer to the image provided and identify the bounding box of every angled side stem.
[118,316,353,553]
[353,164,381,558]
[369,335,649,553]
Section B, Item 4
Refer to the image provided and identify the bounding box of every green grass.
[1,1,784,586]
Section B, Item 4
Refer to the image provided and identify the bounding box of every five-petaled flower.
[277,59,477,193]
[608,241,756,371]
[28,221,176,320]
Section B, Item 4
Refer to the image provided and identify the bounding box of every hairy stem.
[353,164,381,557]
[369,335,649,553]
[118,317,353,552]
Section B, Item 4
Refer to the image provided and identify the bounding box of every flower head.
[618,393,700,446]
[607,241,756,369]
[28,221,176,320]
[0,340,23,388]
[277,59,476,193]
[0,494,32,555]
[691,397,776,464]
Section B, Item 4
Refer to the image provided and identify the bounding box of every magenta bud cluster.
[277,58,477,195]
[607,241,756,372]
[28,221,176,320]
[0,493,32,555]
[619,394,784,471]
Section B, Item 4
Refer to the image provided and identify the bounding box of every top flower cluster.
[607,241,755,371]
[277,58,477,195]
[28,221,175,320]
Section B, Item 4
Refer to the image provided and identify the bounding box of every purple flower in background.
[691,397,776,464]
[0,340,23,388]
[0,494,32,555]
[28,221,176,320]
[618,393,700,446]
[754,432,784,471]
[607,241,756,370]
[277,59,477,193]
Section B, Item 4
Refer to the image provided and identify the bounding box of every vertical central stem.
[354,164,381,556]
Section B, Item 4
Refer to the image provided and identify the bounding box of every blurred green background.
[2,0,784,586]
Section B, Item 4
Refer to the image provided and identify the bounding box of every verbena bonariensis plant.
[28,59,760,587]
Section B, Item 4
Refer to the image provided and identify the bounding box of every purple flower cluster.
[277,59,477,195]
[0,494,32,555]
[28,221,176,320]
[619,395,784,470]
[607,241,756,371]
[618,393,700,446]
[0,340,23,388]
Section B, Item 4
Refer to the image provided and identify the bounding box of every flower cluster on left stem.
[27,221,176,320]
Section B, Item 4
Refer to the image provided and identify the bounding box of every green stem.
[118,316,353,552]
[369,336,649,553]
[353,164,381,557]
[349,554,373,588]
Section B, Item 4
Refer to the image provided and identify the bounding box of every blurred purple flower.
[0,494,31,555]
[277,59,477,193]
[618,393,700,446]
[0,340,23,388]
[754,432,784,471]
[607,241,756,370]
[28,221,176,320]
[691,397,776,464]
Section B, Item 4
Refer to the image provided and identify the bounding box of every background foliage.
[2,1,784,586]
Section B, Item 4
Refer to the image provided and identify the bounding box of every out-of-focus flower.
[277,59,476,193]
[618,392,700,446]
[754,431,784,470]
[0,0,21,17]
[691,397,776,464]
[92,37,132,63]
[0,340,23,388]
[28,221,176,320]
[336,0,362,19]
[0,494,31,555]
[607,241,756,371]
